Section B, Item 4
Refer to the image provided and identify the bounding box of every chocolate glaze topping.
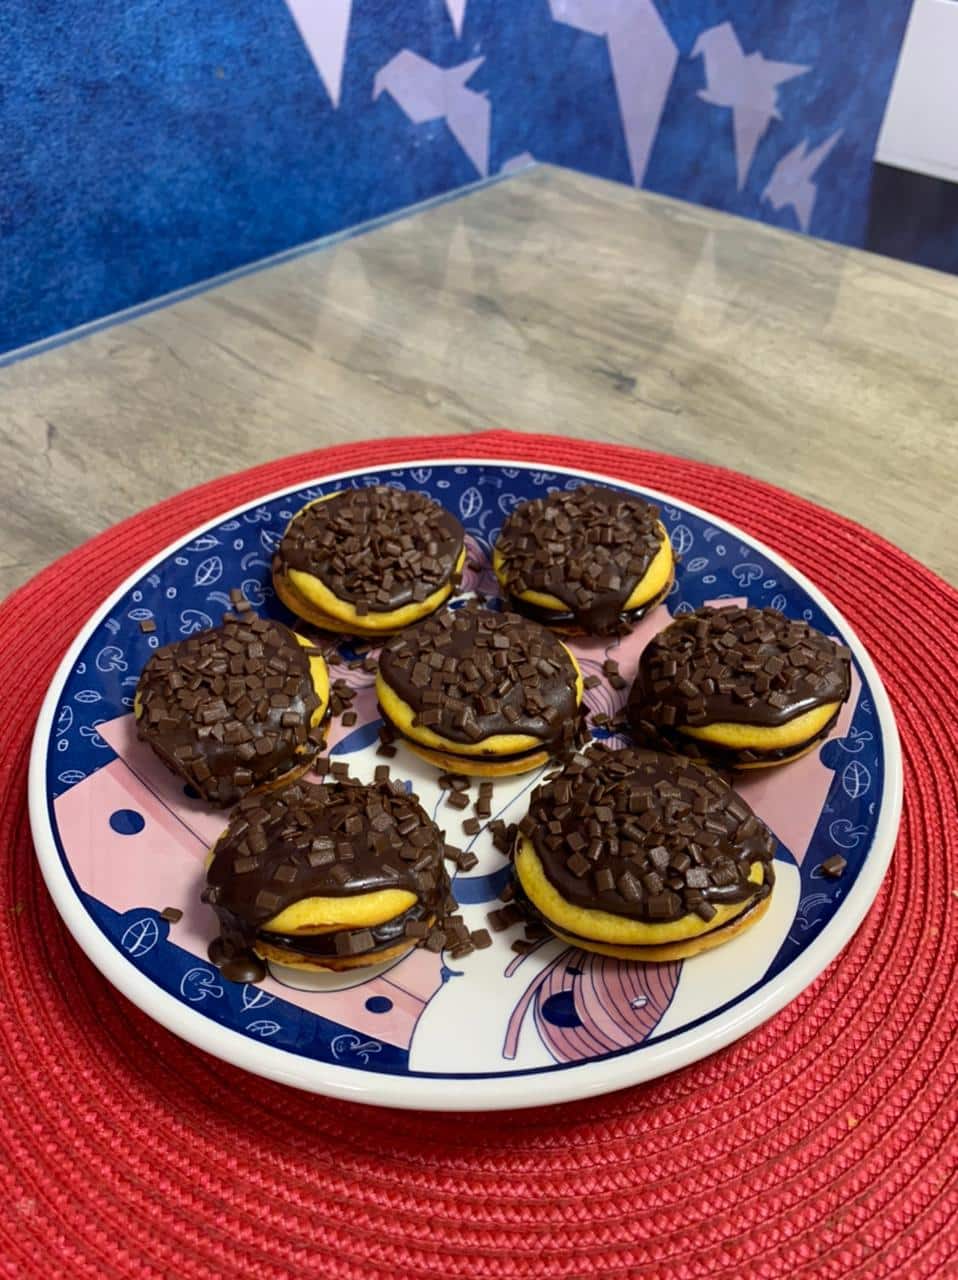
[136,618,323,806]
[204,778,452,981]
[521,745,776,923]
[378,601,584,749]
[628,606,851,752]
[495,484,668,634]
[274,485,465,614]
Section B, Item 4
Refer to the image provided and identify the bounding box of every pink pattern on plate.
[567,601,674,688]
[567,602,674,738]
[459,535,498,597]
[503,945,680,1063]
[54,759,207,911]
[324,680,379,753]
[97,715,226,848]
[56,716,442,1051]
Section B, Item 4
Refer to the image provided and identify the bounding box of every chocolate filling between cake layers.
[258,899,433,960]
[274,485,465,615]
[649,703,845,766]
[391,718,569,765]
[507,581,672,633]
[514,874,772,952]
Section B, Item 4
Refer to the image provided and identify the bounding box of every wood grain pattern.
[2,165,956,597]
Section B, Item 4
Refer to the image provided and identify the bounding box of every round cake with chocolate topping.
[492,483,674,635]
[628,605,852,769]
[204,777,455,980]
[513,745,777,961]
[272,485,466,634]
[376,601,585,777]
[135,617,329,806]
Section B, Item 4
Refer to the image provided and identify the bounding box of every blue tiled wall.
[0,0,916,357]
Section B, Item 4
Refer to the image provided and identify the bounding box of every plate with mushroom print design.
[29,460,901,1111]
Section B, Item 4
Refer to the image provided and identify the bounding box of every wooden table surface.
[3,165,956,599]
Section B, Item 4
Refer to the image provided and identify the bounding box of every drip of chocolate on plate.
[136,617,323,806]
[495,484,667,634]
[203,777,455,983]
[274,485,465,615]
[519,744,777,925]
[628,606,851,760]
[378,600,585,754]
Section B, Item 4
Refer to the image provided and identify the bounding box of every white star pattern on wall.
[762,130,843,232]
[500,152,536,175]
[373,51,491,178]
[445,0,468,39]
[280,1,846,239]
[692,22,809,190]
[550,0,678,187]
[283,0,353,108]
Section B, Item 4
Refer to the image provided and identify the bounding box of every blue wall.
[0,1,915,357]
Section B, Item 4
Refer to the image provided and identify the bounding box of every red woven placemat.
[1,431,956,1279]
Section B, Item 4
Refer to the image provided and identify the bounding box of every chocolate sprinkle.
[488,904,523,932]
[136,619,324,806]
[274,485,465,614]
[520,744,776,923]
[821,854,848,878]
[494,483,670,635]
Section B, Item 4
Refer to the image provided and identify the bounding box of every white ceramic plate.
[29,459,901,1110]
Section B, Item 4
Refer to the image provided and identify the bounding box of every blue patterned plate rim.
[28,459,902,1111]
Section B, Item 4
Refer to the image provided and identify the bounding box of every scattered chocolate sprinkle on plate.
[31,458,899,1112]
[821,855,848,878]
